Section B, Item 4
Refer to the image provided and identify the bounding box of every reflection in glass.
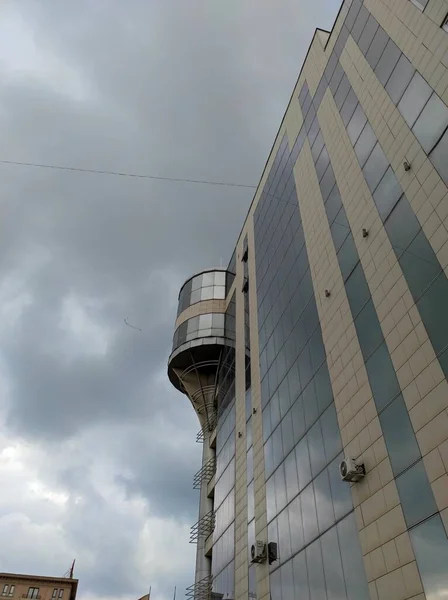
[296,436,312,491]
[410,515,448,599]
[293,551,310,599]
[379,394,421,475]
[306,539,328,600]
[338,514,370,600]
[314,469,335,533]
[396,460,437,527]
[321,527,348,599]
[302,484,319,544]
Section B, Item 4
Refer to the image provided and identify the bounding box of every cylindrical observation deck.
[167,268,235,433]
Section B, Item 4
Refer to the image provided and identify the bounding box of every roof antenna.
[63,559,75,578]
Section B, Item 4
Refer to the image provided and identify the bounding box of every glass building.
[168,0,448,597]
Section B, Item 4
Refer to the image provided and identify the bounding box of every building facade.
[0,573,78,600]
[168,0,448,597]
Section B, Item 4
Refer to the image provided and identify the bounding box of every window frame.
[1,586,9,597]
[442,12,448,32]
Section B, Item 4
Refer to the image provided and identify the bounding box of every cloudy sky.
[0,1,340,598]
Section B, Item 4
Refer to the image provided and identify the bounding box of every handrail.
[193,457,216,489]
[190,510,215,543]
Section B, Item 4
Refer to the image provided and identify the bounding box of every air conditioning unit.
[251,540,266,563]
[339,457,365,482]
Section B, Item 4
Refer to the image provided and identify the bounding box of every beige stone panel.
[340,35,448,280]
[225,279,236,307]
[245,220,270,600]
[175,299,226,328]
[303,32,327,95]
[293,139,415,597]
[234,233,249,600]
[322,0,351,56]
[318,87,448,503]
[364,0,448,103]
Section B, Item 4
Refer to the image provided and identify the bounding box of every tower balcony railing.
[193,457,216,489]
[189,510,215,543]
[185,576,213,599]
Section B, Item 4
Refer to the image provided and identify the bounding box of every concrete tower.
[168,269,237,599]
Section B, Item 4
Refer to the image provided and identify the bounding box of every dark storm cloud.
[0,1,341,598]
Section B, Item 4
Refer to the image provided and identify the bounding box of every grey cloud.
[0,0,341,598]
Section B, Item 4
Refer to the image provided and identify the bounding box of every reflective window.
[281,411,295,456]
[291,394,306,442]
[314,362,334,415]
[363,143,390,194]
[338,514,370,600]
[385,195,421,257]
[410,515,448,599]
[278,507,292,561]
[331,218,351,252]
[302,483,319,544]
[399,230,442,299]
[340,88,358,126]
[385,53,415,104]
[306,539,328,600]
[316,147,330,182]
[266,475,277,522]
[308,420,326,476]
[325,184,343,224]
[293,551,310,599]
[320,164,336,201]
[345,263,371,318]
[355,299,384,360]
[281,560,295,599]
[358,14,379,54]
[351,5,370,42]
[311,132,325,163]
[396,460,437,527]
[334,74,351,109]
[397,71,432,127]
[314,469,335,533]
[416,272,448,358]
[289,494,305,554]
[320,404,343,462]
[354,122,377,167]
[321,527,348,600]
[373,167,403,220]
[379,394,421,475]
[329,63,344,95]
[365,343,401,411]
[296,436,312,491]
[344,0,362,31]
[337,233,359,281]
[375,38,401,86]
[412,91,448,153]
[285,449,299,503]
[275,463,287,513]
[272,425,284,470]
[365,26,389,70]
[270,568,281,600]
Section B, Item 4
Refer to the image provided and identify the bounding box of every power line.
[0,158,257,189]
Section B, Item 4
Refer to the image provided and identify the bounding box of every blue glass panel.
[410,515,448,599]
[379,395,421,475]
[396,460,437,527]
